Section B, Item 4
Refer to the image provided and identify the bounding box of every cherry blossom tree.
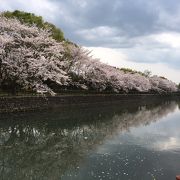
[0,15,178,95]
[0,16,69,95]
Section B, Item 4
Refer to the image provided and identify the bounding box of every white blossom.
[0,15,178,95]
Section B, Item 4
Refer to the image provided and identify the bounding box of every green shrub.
[3,10,65,42]
[120,68,145,76]
[159,76,167,80]
[178,83,180,90]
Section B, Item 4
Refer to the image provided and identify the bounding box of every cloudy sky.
[1,0,180,83]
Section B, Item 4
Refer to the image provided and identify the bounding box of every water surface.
[0,99,180,180]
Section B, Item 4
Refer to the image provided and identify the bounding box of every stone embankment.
[0,93,179,113]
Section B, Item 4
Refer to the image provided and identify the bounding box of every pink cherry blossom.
[0,15,178,95]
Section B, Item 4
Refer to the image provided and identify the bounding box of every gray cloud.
[1,0,180,69]
[50,0,180,41]
[1,0,180,44]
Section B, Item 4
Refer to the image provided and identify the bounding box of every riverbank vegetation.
[2,10,65,42]
[0,11,178,95]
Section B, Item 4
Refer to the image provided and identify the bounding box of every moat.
[0,98,180,180]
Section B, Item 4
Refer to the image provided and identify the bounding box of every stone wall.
[0,94,179,113]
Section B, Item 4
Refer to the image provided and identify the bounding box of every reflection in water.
[0,99,180,180]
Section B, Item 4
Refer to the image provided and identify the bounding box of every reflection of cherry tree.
[0,16,178,95]
[0,100,178,179]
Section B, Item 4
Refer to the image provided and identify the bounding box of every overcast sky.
[1,0,180,83]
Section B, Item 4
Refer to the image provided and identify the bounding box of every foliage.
[143,69,152,77]
[0,15,178,95]
[159,76,167,80]
[178,83,180,90]
[2,10,65,42]
[0,16,69,95]
[120,68,146,76]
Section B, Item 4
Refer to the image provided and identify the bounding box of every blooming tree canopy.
[0,15,178,95]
